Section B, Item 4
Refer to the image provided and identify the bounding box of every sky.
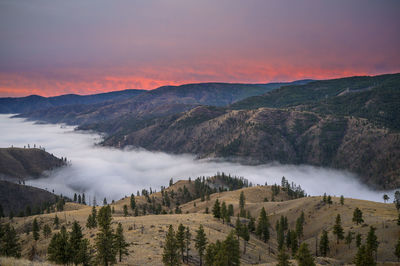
[1,114,392,202]
[0,0,399,97]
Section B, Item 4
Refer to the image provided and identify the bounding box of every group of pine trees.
[48,205,129,265]
[162,223,240,266]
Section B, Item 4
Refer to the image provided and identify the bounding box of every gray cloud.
[0,114,393,203]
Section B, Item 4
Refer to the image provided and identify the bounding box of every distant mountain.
[15,81,309,125]
[0,89,145,114]
[0,147,66,181]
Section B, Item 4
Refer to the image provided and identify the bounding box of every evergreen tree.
[54,215,59,229]
[322,193,327,203]
[78,194,82,204]
[82,193,86,205]
[195,224,207,266]
[256,207,270,243]
[356,233,362,248]
[241,225,250,254]
[239,191,246,217]
[277,247,291,266]
[235,216,242,240]
[345,231,354,248]
[228,204,234,217]
[70,221,85,265]
[115,223,129,262]
[290,231,298,256]
[295,216,304,240]
[76,238,92,266]
[383,194,389,203]
[185,227,191,263]
[395,237,400,262]
[319,230,329,257]
[87,206,98,229]
[0,224,21,257]
[212,199,221,219]
[221,201,227,223]
[32,218,40,241]
[333,214,344,243]
[205,241,221,266]
[327,195,332,205]
[366,226,379,259]
[47,226,70,264]
[74,193,77,202]
[103,198,108,205]
[162,225,180,266]
[95,205,117,266]
[296,243,315,266]
[176,223,185,262]
[130,194,136,210]
[353,208,364,225]
[248,217,256,232]
[340,195,344,205]
[222,231,240,265]
[354,244,375,266]
[123,204,128,217]
[43,224,52,238]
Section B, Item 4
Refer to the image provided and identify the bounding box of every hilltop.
[1,175,398,265]
[0,147,66,181]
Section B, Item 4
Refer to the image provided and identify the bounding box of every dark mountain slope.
[0,148,66,180]
[0,89,145,114]
[16,81,309,126]
[103,106,400,189]
[0,180,57,217]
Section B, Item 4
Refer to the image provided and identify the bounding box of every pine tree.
[356,233,362,248]
[256,207,270,243]
[235,216,242,240]
[195,225,207,266]
[383,194,389,203]
[212,199,221,219]
[395,237,400,262]
[296,243,315,266]
[340,195,344,205]
[1,224,21,257]
[123,204,128,217]
[319,230,329,257]
[70,221,84,265]
[185,227,191,263]
[43,224,52,238]
[32,218,40,241]
[130,194,136,210]
[228,204,234,216]
[221,202,227,223]
[366,226,379,260]
[82,193,86,205]
[162,225,180,266]
[74,193,77,202]
[353,208,364,225]
[290,231,298,256]
[78,194,82,204]
[248,217,256,232]
[95,205,117,266]
[115,223,129,262]
[354,244,375,266]
[54,215,59,229]
[47,226,70,264]
[277,247,291,266]
[239,191,246,217]
[327,195,332,205]
[333,214,344,243]
[76,238,92,266]
[222,231,240,265]
[295,216,304,240]
[103,198,107,205]
[0,203,4,217]
[241,225,250,254]
[176,223,185,262]
[345,231,354,248]
[87,206,98,229]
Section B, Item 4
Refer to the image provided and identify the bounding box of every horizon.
[2,72,398,98]
[1,0,399,97]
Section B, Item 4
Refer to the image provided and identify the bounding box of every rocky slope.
[103,106,400,189]
[0,148,66,181]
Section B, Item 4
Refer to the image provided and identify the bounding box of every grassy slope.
[4,181,398,265]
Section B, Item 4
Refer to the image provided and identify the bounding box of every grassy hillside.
[2,177,398,265]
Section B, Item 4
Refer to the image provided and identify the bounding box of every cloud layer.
[0,114,393,203]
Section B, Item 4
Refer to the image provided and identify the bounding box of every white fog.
[0,114,393,203]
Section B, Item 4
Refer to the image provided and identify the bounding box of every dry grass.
[3,183,399,265]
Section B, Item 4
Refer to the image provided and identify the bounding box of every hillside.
[0,148,66,181]
[0,180,57,217]
[15,81,308,126]
[0,89,145,114]
[102,106,400,190]
[2,178,398,265]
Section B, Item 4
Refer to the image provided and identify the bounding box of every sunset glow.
[1,0,399,97]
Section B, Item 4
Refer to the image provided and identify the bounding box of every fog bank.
[0,114,393,203]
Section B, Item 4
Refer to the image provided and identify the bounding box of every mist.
[0,114,393,203]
